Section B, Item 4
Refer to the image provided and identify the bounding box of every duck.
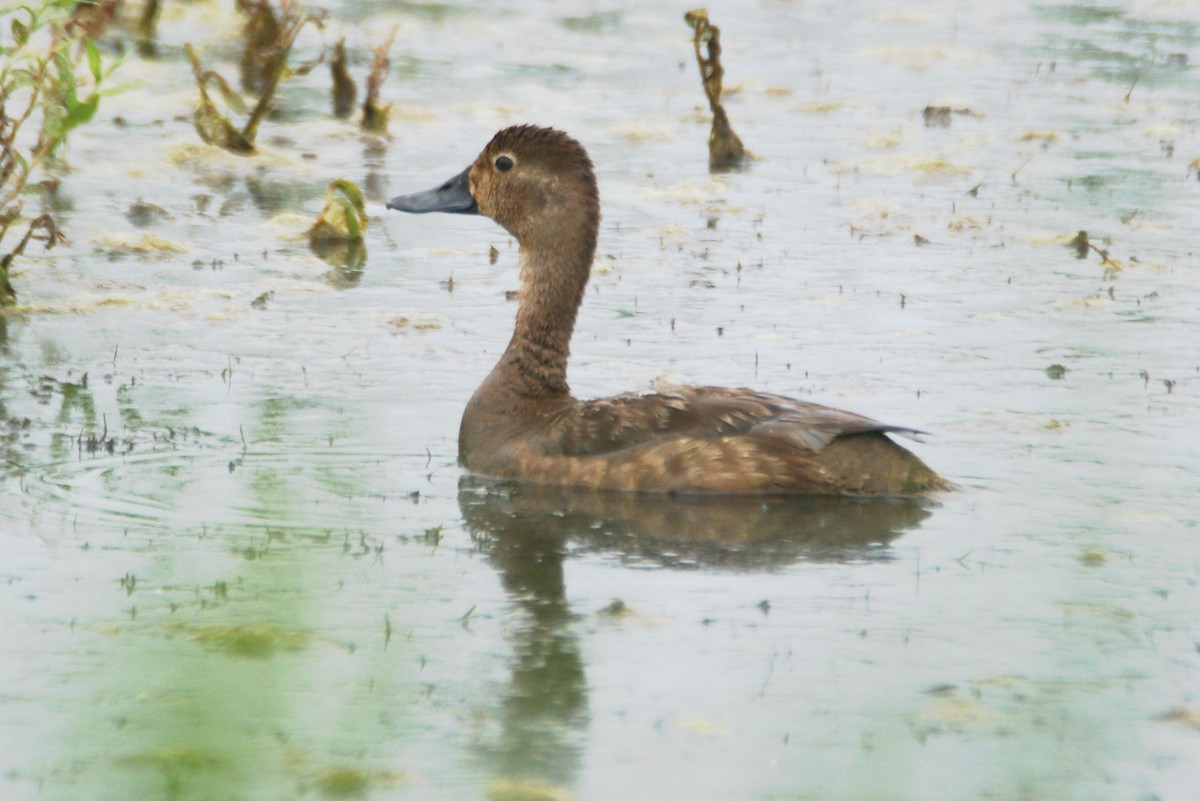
[387,125,950,495]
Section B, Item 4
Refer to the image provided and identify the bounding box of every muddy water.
[2,1,1198,799]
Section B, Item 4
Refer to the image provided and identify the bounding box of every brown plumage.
[388,125,951,496]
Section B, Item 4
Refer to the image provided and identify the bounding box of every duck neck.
[495,242,592,400]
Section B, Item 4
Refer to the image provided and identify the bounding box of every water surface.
[2,1,1198,799]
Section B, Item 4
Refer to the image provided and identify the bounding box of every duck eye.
[494,155,514,172]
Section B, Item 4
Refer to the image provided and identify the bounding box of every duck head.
[387,125,600,250]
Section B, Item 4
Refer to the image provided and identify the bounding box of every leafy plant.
[683,8,747,172]
[1,0,123,305]
[186,43,256,154]
[135,0,162,56]
[308,178,367,242]
[308,179,368,272]
[327,27,398,134]
[328,36,354,119]
[186,0,326,155]
[360,26,397,134]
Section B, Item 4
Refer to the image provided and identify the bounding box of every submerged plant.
[235,0,327,93]
[329,37,355,119]
[64,0,117,40]
[308,179,368,272]
[684,8,747,172]
[314,767,370,798]
[327,29,397,133]
[186,44,255,153]
[186,0,326,154]
[1,0,123,305]
[1066,230,1125,279]
[236,0,284,93]
[135,0,163,56]
[360,27,397,135]
[308,179,368,242]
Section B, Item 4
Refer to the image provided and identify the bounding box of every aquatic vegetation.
[184,44,253,153]
[1158,706,1200,732]
[486,777,574,801]
[1065,230,1125,278]
[314,767,370,798]
[186,1,326,154]
[329,37,356,118]
[94,231,186,257]
[683,8,747,172]
[115,747,222,774]
[309,179,368,242]
[184,623,311,658]
[65,0,117,40]
[361,27,398,134]
[307,178,368,271]
[923,105,953,127]
[236,0,326,94]
[1045,364,1068,380]
[922,105,981,127]
[134,0,162,56]
[236,0,283,93]
[560,10,622,34]
[1,0,122,305]
[327,28,397,133]
[125,198,172,227]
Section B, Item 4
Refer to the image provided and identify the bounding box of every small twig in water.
[1011,157,1032,184]
[1124,74,1139,103]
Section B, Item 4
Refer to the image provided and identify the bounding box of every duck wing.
[549,386,925,457]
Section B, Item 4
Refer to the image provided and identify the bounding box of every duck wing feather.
[549,386,925,457]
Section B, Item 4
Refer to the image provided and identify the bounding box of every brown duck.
[388,125,950,495]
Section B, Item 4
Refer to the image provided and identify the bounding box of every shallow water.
[2,0,1199,799]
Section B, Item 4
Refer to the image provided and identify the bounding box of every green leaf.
[11,18,28,46]
[103,50,128,79]
[333,197,361,239]
[98,79,139,98]
[85,37,102,84]
[205,72,247,115]
[4,67,36,91]
[38,3,72,27]
[63,94,100,131]
[42,113,65,141]
[330,179,365,212]
[52,46,74,88]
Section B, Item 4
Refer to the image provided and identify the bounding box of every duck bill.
[386,167,478,215]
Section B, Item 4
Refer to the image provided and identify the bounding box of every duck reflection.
[458,477,935,788]
[467,495,588,787]
[460,477,934,571]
